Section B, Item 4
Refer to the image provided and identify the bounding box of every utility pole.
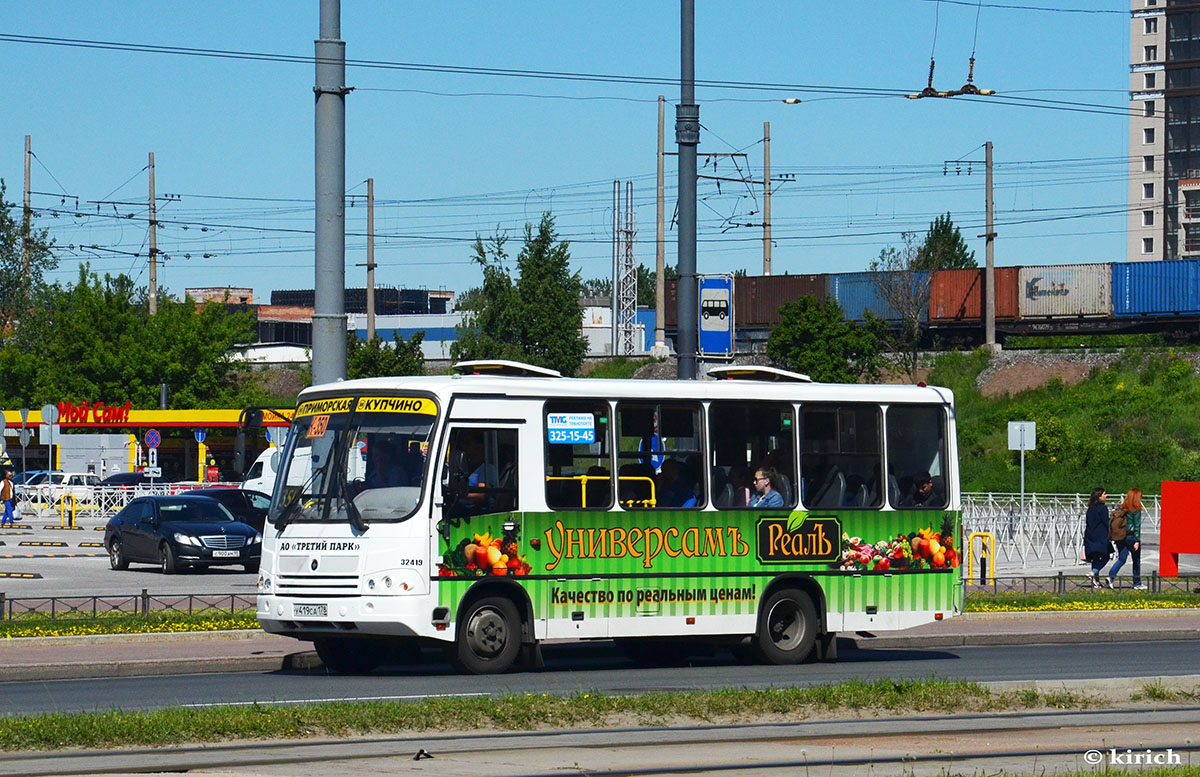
[312,0,348,384]
[676,0,699,380]
[148,151,158,316]
[984,141,997,350]
[22,135,31,273]
[366,177,376,341]
[611,180,619,354]
[763,121,772,276]
[653,95,668,357]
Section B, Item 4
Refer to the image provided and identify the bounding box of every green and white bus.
[257,361,962,674]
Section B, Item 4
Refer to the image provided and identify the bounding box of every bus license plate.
[294,603,327,618]
[212,550,239,558]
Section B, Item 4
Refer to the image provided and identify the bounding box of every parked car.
[185,487,271,533]
[100,471,157,487]
[27,472,100,504]
[104,495,262,574]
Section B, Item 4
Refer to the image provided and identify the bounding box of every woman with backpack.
[1083,487,1113,589]
[1107,488,1145,590]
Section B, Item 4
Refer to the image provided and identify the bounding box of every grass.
[0,678,1131,751]
[582,356,663,379]
[927,347,1200,493]
[0,610,259,639]
[963,590,1200,612]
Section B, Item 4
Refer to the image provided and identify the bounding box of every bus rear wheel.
[453,596,521,674]
[314,637,390,675]
[755,588,817,664]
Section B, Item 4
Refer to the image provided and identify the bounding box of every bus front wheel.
[314,637,389,675]
[453,596,522,674]
[755,588,817,664]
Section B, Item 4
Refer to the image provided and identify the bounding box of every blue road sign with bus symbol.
[698,275,734,357]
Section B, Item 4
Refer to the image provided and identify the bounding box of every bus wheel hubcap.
[468,608,507,657]
[768,600,801,648]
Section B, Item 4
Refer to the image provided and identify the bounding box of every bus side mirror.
[234,432,246,476]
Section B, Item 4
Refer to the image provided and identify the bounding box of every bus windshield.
[270,396,437,526]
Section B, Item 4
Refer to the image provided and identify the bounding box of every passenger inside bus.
[364,435,421,489]
[658,459,697,507]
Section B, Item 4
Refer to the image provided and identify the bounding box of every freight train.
[663,259,1200,346]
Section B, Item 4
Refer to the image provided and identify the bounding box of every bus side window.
[709,401,796,509]
[800,404,883,510]
[445,428,519,517]
[544,401,612,510]
[616,402,704,509]
[886,405,948,509]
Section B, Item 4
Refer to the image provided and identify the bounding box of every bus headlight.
[257,575,272,593]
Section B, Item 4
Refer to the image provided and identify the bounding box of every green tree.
[0,180,58,332]
[453,213,588,375]
[347,331,425,379]
[515,213,588,374]
[766,296,885,383]
[917,213,975,270]
[0,266,260,408]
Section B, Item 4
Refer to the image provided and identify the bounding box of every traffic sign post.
[1007,421,1036,568]
[697,274,734,359]
[40,404,59,473]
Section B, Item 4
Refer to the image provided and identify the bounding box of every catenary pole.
[676,0,699,380]
[148,152,157,316]
[763,121,771,276]
[367,177,376,341]
[313,0,348,384]
[984,141,996,349]
[654,95,668,356]
[22,135,31,273]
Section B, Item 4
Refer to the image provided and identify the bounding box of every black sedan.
[104,495,262,574]
[185,488,271,533]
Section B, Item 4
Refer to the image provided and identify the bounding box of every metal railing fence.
[961,492,1161,567]
[18,483,239,522]
[0,590,255,621]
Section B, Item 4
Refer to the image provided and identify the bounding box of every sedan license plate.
[211,550,240,558]
[294,603,327,618]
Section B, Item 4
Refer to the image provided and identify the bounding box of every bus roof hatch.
[706,365,812,383]
[453,360,563,378]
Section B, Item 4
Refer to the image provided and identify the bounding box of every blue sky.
[1,2,1129,302]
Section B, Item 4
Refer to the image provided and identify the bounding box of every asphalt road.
[1,639,1197,717]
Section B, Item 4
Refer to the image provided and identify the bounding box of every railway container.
[1112,259,1200,317]
[829,271,929,322]
[1016,264,1111,318]
[736,274,826,326]
[929,267,1020,323]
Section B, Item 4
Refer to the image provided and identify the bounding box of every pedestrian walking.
[1082,487,1112,589]
[1108,488,1145,590]
[0,469,14,528]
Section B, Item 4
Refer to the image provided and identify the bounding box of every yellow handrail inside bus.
[966,531,994,585]
[543,474,657,508]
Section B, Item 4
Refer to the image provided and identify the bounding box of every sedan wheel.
[108,537,129,570]
[160,543,178,575]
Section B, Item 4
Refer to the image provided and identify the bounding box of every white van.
[242,448,307,495]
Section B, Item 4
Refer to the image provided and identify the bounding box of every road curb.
[850,628,1200,649]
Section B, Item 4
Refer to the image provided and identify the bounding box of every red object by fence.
[1159,481,1200,576]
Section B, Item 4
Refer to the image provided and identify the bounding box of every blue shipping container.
[1112,259,1200,317]
[828,271,929,322]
